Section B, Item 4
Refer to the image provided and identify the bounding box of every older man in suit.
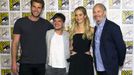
[92,3,126,75]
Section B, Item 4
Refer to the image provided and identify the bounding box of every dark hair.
[51,13,66,22]
[30,0,44,8]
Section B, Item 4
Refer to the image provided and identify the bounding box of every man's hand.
[11,62,19,75]
[71,51,77,55]
[119,66,123,70]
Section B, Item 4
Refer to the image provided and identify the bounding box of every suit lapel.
[100,19,108,43]
[93,26,97,50]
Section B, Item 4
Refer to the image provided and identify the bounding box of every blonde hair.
[69,6,93,40]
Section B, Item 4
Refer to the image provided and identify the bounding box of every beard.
[31,12,41,18]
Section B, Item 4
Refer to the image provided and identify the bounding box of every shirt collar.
[96,18,106,28]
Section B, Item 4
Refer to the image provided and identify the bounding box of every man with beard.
[92,3,126,75]
[11,0,53,75]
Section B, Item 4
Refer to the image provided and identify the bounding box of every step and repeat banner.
[0,0,134,75]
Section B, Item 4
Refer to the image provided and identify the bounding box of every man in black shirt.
[11,0,53,75]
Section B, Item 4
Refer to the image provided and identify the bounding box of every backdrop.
[0,0,133,75]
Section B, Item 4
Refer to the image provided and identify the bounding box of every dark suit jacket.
[92,19,126,75]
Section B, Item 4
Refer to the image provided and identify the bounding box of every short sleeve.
[13,19,22,34]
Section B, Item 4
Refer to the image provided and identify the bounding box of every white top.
[48,32,66,68]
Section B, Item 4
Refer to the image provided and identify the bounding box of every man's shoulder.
[63,30,69,34]
[16,17,27,22]
[14,17,28,26]
[39,17,53,28]
[63,31,69,37]
[47,29,55,34]
[39,17,50,23]
[106,19,120,28]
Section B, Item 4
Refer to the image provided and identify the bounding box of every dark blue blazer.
[92,19,126,75]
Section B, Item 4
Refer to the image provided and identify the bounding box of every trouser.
[97,71,108,75]
[19,63,45,75]
[46,65,66,75]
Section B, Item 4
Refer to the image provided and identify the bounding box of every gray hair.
[93,3,106,11]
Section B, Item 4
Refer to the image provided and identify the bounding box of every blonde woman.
[68,6,94,75]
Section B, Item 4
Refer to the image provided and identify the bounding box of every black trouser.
[19,64,45,75]
[97,71,108,75]
[45,65,66,75]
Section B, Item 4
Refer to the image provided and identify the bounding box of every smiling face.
[31,2,43,18]
[75,9,86,25]
[53,18,64,30]
[93,5,106,24]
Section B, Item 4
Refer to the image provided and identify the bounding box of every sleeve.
[13,19,22,34]
[46,31,49,45]
[112,25,126,66]
[66,32,70,59]
[47,20,54,30]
